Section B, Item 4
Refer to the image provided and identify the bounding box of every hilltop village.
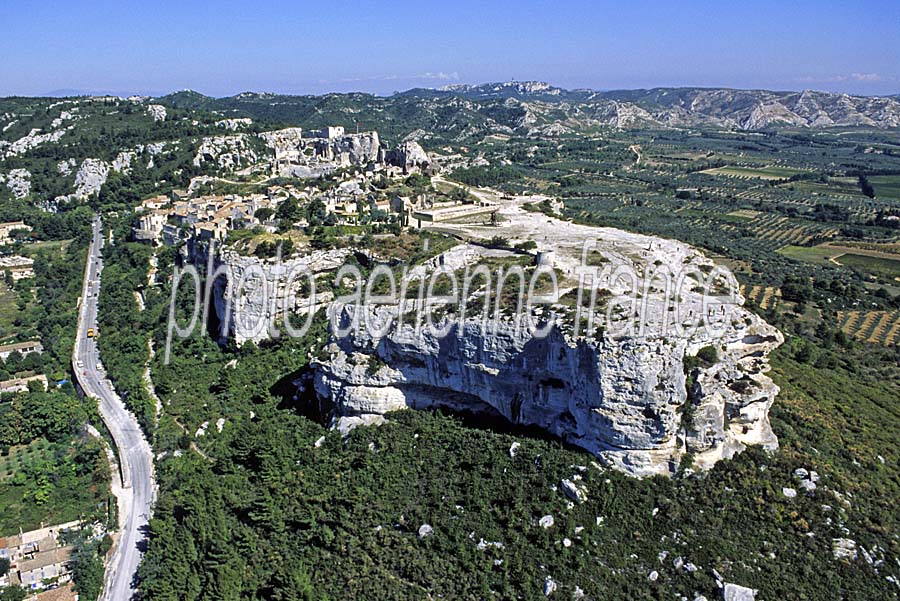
[131,125,500,249]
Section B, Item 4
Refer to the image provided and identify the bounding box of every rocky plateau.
[203,195,784,478]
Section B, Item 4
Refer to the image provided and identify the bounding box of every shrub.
[696,345,719,366]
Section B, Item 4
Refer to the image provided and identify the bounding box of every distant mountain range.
[159,81,900,141]
[431,82,900,129]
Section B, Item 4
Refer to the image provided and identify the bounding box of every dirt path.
[629,144,642,167]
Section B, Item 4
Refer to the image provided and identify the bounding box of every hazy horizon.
[16,79,900,101]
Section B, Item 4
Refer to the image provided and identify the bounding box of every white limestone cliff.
[193,244,352,345]
[215,118,253,131]
[3,126,72,158]
[259,128,306,162]
[199,201,783,478]
[309,205,783,477]
[72,158,110,199]
[147,104,167,122]
[193,135,258,170]
[386,140,430,170]
[3,168,32,199]
[313,300,781,477]
[313,131,381,165]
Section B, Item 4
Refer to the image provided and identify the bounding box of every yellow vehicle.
[87,328,95,338]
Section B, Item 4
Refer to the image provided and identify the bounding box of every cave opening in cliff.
[428,406,585,453]
[274,367,333,424]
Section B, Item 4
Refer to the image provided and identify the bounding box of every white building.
[321,126,345,139]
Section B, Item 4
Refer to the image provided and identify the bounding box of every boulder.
[561,479,588,504]
[543,576,557,596]
[722,583,757,601]
[509,442,521,458]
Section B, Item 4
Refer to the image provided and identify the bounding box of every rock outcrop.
[2,168,32,199]
[313,131,380,165]
[193,243,352,345]
[57,158,76,176]
[259,128,306,162]
[112,151,135,174]
[193,135,258,170]
[386,140,430,171]
[310,205,783,477]
[72,158,110,199]
[200,199,783,478]
[147,104,167,122]
[215,118,253,131]
[314,299,781,477]
[3,126,71,158]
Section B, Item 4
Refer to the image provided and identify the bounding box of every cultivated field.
[740,284,781,310]
[779,243,900,281]
[701,164,806,181]
[837,310,900,346]
[868,175,900,200]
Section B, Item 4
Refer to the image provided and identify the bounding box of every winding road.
[73,217,156,601]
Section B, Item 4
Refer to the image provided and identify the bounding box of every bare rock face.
[147,104,167,122]
[259,128,305,161]
[314,131,380,165]
[3,127,71,158]
[386,141,430,170]
[257,127,380,171]
[314,301,781,477]
[196,245,352,345]
[741,102,808,130]
[201,201,783,478]
[112,151,135,174]
[310,206,783,478]
[722,583,757,601]
[605,102,658,128]
[73,158,110,199]
[57,158,76,176]
[3,168,32,199]
[215,118,253,131]
[193,135,258,170]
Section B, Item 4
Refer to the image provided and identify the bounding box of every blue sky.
[1,0,898,97]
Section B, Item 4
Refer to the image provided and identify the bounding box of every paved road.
[73,217,156,601]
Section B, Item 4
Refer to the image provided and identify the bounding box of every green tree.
[858,173,875,198]
[0,585,26,601]
[255,207,275,222]
[275,198,302,222]
[70,539,105,600]
[305,198,327,226]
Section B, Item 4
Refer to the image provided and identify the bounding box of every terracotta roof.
[18,546,72,573]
